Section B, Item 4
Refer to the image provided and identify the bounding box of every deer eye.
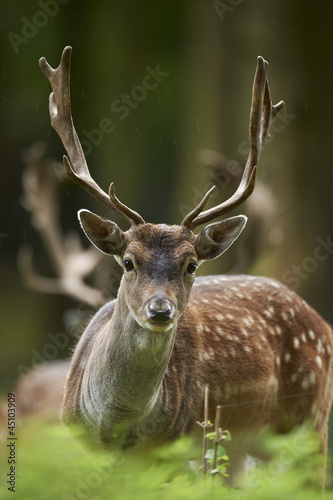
[187,262,197,275]
[124,259,134,272]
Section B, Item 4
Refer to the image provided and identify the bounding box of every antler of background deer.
[18,142,108,308]
[196,149,284,273]
[39,46,144,227]
[181,56,285,230]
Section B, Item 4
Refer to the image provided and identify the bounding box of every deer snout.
[144,295,176,325]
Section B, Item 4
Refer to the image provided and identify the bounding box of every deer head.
[39,47,284,333]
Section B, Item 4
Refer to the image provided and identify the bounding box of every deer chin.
[143,320,176,333]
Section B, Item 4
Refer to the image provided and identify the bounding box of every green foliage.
[204,427,231,479]
[0,421,332,500]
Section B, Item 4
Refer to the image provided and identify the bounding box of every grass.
[0,419,332,500]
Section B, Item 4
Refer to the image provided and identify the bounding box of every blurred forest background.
[0,0,333,451]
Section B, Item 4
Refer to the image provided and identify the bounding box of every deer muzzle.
[143,295,176,330]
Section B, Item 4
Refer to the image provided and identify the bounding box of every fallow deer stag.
[39,47,333,484]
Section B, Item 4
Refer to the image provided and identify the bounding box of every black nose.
[147,299,173,323]
[148,305,172,322]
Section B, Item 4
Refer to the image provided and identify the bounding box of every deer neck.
[80,280,177,443]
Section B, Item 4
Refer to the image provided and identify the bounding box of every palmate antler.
[19,143,108,308]
[40,49,283,231]
[39,46,145,226]
[181,56,284,230]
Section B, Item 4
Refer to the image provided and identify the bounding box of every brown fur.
[61,223,333,484]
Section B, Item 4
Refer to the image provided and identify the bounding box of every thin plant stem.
[203,383,209,474]
[213,405,222,471]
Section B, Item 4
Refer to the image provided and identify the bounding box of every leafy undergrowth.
[0,421,332,500]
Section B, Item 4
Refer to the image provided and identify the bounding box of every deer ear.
[195,215,247,261]
[78,209,125,256]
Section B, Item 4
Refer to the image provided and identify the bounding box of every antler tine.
[182,56,285,230]
[39,46,145,226]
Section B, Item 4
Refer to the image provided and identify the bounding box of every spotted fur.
[61,225,333,485]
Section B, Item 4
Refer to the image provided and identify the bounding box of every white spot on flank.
[316,356,322,369]
[317,339,322,353]
[276,356,280,366]
[202,298,209,304]
[204,326,210,333]
[241,328,248,336]
[216,327,224,336]
[289,308,295,318]
[311,402,317,415]
[308,330,315,340]
[226,314,234,320]
[258,316,267,327]
[244,345,251,353]
[216,314,224,321]
[236,293,244,299]
[243,317,252,327]
[293,337,300,349]
[309,372,316,385]
[264,309,273,319]
[301,333,307,343]
[285,353,291,362]
[208,347,215,357]
[302,378,310,390]
[213,299,221,306]
[275,326,282,335]
[197,324,203,333]
[291,373,298,383]
[269,375,279,388]
[281,312,288,321]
